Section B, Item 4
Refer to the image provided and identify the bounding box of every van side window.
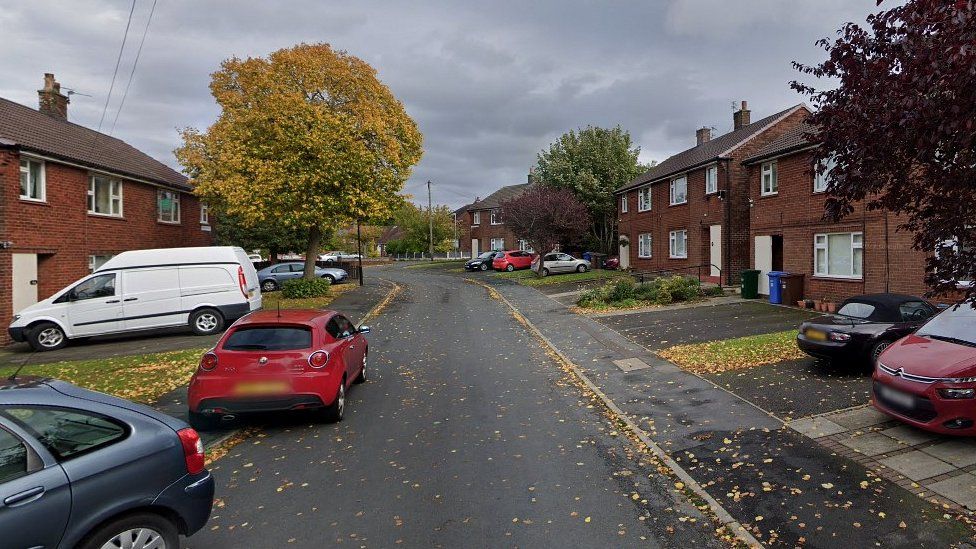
[71,274,116,301]
[2,406,126,462]
[0,428,28,484]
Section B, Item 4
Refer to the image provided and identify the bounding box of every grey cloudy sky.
[0,1,883,208]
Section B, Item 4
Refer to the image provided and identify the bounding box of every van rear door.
[122,268,183,330]
[233,247,262,310]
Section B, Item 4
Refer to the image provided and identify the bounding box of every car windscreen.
[836,302,876,319]
[917,304,976,346]
[477,252,494,259]
[223,326,312,351]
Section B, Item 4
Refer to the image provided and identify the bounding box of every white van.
[8,247,262,351]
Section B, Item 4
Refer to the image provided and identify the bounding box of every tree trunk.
[304,225,322,279]
[269,247,279,265]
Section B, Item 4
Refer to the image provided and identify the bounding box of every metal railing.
[630,263,723,284]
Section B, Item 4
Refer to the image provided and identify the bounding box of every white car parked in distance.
[8,246,262,351]
[319,251,362,262]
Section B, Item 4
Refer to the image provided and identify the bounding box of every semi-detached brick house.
[462,177,533,256]
[615,102,810,285]
[0,74,212,341]
[742,122,967,303]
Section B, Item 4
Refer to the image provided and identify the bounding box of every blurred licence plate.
[234,381,290,396]
[805,329,827,341]
[879,385,914,409]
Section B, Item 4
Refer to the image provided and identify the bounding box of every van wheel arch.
[189,307,224,336]
[26,321,69,351]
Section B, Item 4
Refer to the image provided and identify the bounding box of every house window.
[620,195,628,213]
[200,204,210,225]
[473,211,481,225]
[19,157,45,201]
[638,233,652,258]
[814,232,863,278]
[518,239,533,252]
[705,165,718,195]
[670,176,688,205]
[157,190,181,223]
[88,254,114,273]
[637,186,651,212]
[490,210,502,225]
[936,235,974,287]
[761,161,778,196]
[490,237,505,250]
[813,156,836,193]
[669,230,688,258]
[88,175,123,216]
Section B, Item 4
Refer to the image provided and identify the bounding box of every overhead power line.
[110,0,157,135]
[96,0,137,132]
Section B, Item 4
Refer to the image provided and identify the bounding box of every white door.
[619,242,630,270]
[709,225,722,278]
[754,235,772,295]
[11,254,38,314]
[471,238,479,256]
[66,273,124,336]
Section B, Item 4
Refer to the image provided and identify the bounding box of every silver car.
[534,253,591,276]
[256,262,348,291]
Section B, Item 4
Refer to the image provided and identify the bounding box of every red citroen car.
[187,309,369,430]
[873,303,976,435]
[492,250,535,271]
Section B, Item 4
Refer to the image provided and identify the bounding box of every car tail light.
[308,350,330,368]
[199,352,218,371]
[177,428,205,474]
[238,266,248,298]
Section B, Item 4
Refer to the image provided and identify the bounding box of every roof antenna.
[8,347,39,382]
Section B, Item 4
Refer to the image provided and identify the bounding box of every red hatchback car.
[187,309,369,430]
[492,250,535,271]
[873,303,976,434]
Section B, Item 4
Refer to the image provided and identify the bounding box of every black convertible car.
[796,293,938,365]
[465,251,502,271]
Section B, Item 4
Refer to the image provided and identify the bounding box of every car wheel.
[261,279,278,292]
[870,339,893,366]
[27,322,67,351]
[323,275,335,284]
[480,263,489,271]
[78,512,179,549]
[354,352,368,384]
[541,268,549,277]
[319,379,346,422]
[577,264,588,273]
[190,308,224,336]
[506,264,514,272]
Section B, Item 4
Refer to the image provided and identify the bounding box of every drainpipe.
[723,158,733,286]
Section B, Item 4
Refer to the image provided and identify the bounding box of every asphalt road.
[188,267,719,548]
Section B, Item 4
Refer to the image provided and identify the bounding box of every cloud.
[0,0,883,208]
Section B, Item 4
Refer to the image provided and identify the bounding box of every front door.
[619,240,630,270]
[709,225,722,279]
[471,238,479,256]
[754,235,772,295]
[11,254,38,314]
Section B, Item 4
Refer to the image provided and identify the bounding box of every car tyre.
[577,264,588,273]
[354,352,368,384]
[27,322,68,352]
[480,263,489,271]
[506,264,514,272]
[190,308,224,336]
[323,275,335,284]
[870,339,893,366]
[261,279,278,292]
[78,512,179,549]
[541,268,549,277]
[188,410,223,432]
[319,380,346,422]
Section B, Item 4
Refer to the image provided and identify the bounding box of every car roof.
[235,309,335,325]
[841,293,927,321]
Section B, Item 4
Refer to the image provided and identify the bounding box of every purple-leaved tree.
[500,185,591,277]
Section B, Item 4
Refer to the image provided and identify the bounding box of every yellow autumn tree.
[176,43,423,278]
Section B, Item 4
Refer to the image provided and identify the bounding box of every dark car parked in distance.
[0,376,214,549]
[465,251,502,272]
[796,293,937,365]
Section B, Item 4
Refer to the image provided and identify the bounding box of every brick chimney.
[38,73,69,120]
[696,127,712,146]
[733,100,750,130]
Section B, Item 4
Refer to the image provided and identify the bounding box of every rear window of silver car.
[223,326,312,351]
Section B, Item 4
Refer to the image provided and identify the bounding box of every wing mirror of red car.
[358,325,371,334]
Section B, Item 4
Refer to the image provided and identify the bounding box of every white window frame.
[620,195,628,213]
[761,161,778,196]
[200,204,210,224]
[637,186,652,212]
[638,233,652,258]
[490,210,502,225]
[88,254,114,273]
[518,239,533,252]
[814,231,863,279]
[936,234,974,287]
[813,156,835,193]
[472,211,481,225]
[490,237,505,250]
[669,176,688,205]
[705,165,718,195]
[88,175,123,217]
[157,189,181,224]
[669,230,688,259]
[19,156,46,202]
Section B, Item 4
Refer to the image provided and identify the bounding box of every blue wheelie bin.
[767,271,787,304]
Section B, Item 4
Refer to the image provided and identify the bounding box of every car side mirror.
[358,325,371,334]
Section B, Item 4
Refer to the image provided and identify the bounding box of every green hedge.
[577,275,713,309]
[281,277,331,299]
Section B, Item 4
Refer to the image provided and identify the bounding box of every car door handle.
[105,299,120,303]
[4,486,44,506]
[124,297,138,302]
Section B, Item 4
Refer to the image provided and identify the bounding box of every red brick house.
[0,74,212,334]
[742,122,942,302]
[462,178,533,256]
[615,102,810,284]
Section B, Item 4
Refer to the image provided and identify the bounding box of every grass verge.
[493,269,628,287]
[0,347,206,404]
[262,282,355,310]
[404,259,467,270]
[658,330,805,375]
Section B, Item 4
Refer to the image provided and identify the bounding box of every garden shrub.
[576,275,713,308]
[607,278,636,302]
[281,277,331,298]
